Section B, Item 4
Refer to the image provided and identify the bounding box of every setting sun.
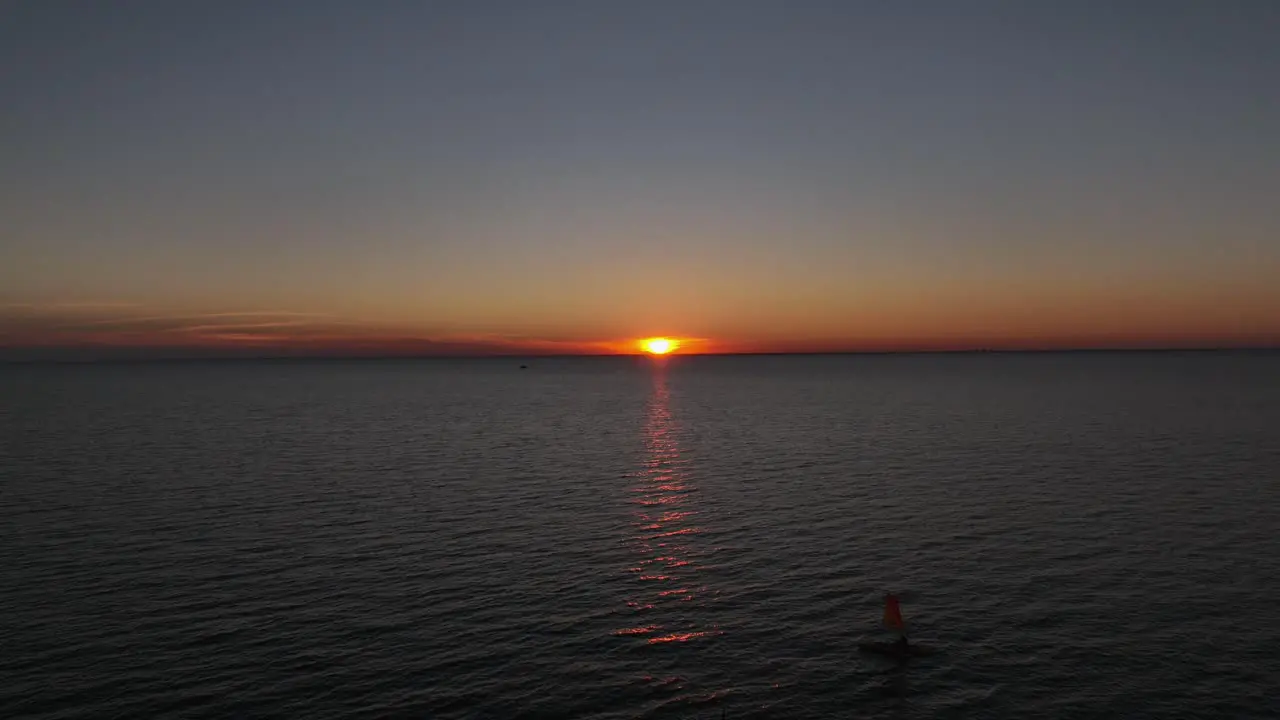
[641,337,678,355]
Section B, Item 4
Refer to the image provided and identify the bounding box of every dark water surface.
[2,353,1278,718]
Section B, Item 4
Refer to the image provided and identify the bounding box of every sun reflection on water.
[616,368,721,647]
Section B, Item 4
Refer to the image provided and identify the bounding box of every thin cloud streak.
[170,321,330,333]
[0,301,633,358]
[81,311,337,326]
[0,301,142,310]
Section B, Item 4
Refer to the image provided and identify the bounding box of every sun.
[641,337,678,355]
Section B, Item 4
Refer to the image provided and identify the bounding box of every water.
[2,353,1278,719]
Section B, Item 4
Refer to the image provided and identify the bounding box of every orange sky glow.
[2,292,1277,359]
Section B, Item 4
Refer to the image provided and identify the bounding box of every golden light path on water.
[614,364,722,651]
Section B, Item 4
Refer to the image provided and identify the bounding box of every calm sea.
[2,353,1278,719]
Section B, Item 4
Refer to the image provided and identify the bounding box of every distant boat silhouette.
[519,364,528,369]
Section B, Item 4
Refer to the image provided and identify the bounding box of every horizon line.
[3,345,1277,364]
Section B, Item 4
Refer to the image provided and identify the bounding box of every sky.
[2,0,1278,357]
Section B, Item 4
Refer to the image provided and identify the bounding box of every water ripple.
[1,355,1278,718]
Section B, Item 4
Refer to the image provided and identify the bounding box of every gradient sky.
[3,1,1278,356]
